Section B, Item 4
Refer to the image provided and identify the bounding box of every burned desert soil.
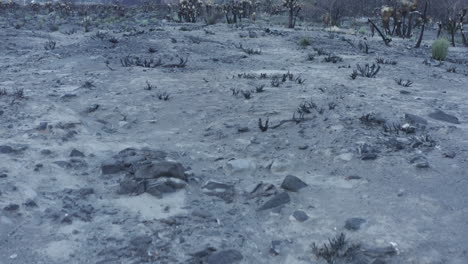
[1,9,468,264]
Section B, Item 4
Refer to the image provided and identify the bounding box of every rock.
[443,151,456,159]
[428,110,460,124]
[85,104,100,113]
[361,153,378,160]
[202,180,235,203]
[226,159,256,173]
[258,192,290,211]
[337,153,353,161]
[102,148,167,175]
[344,217,366,231]
[4,203,19,211]
[400,123,416,134]
[134,161,186,181]
[292,210,309,222]
[188,246,217,258]
[36,122,48,130]
[145,177,187,197]
[129,235,152,257]
[24,199,38,207]
[405,113,428,125]
[409,156,429,168]
[206,249,243,264]
[70,149,85,157]
[77,188,94,197]
[400,90,411,95]
[281,175,307,192]
[270,240,282,256]
[192,209,213,219]
[0,145,14,154]
[346,175,362,180]
[101,159,126,174]
[118,177,145,195]
[238,127,249,133]
[248,182,276,198]
[41,149,53,155]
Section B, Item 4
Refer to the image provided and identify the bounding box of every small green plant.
[432,38,449,61]
[298,37,311,47]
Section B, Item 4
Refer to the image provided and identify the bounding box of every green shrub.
[298,37,311,47]
[432,38,449,61]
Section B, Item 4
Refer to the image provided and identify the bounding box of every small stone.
[281,175,307,192]
[410,156,429,168]
[0,145,14,154]
[0,173,7,178]
[4,203,19,211]
[361,153,378,160]
[41,149,53,155]
[400,90,411,95]
[202,180,235,203]
[85,104,100,113]
[443,151,456,159]
[206,249,243,264]
[70,149,85,157]
[270,240,281,256]
[258,192,290,211]
[344,217,366,231]
[428,110,460,124]
[36,122,48,130]
[34,163,43,171]
[238,127,249,133]
[145,177,187,197]
[24,199,38,207]
[345,175,361,180]
[298,145,309,150]
[292,210,309,222]
[397,189,406,197]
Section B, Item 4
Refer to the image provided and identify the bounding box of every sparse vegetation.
[395,79,413,87]
[432,39,450,61]
[353,63,381,78]
[298,37,311,47]
[44,40,56,50]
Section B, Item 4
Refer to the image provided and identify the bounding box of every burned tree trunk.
[459,9,467,47]
[437,22,442,38]
[415,1,428,48]
[368,19,392,46]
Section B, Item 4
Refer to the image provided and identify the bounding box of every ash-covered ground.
[0,8,467,264]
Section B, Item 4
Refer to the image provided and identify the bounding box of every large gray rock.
[258,192,290,211]
[281,175,307,192]
[428,110,460,124]
[405,113,428,125]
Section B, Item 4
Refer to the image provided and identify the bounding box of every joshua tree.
[283,0,301,28]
